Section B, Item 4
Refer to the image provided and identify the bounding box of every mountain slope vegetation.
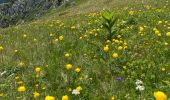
[0,0,170,99]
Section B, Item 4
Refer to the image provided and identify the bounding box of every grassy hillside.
[0,0,170,99]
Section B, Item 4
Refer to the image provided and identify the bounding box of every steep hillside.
[0,0,170,99]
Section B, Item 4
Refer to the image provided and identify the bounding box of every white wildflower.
[72,89,80,95]
[136,85,145,91]
[135,79,143,85]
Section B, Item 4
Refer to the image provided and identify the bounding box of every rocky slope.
[0,0,72,28]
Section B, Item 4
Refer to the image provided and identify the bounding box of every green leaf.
[111,30,117,35]
[102,10,113,21]
[110,17,118,27]
[102,23,109,30]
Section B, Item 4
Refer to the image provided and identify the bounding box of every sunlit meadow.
[0,0,170,99]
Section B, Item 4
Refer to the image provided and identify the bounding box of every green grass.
[0,0,170,99]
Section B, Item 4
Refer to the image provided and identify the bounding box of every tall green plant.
[102,10,117,41]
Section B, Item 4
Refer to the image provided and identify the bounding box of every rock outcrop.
[0,0,71,28]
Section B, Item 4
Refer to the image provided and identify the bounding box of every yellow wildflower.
[161,68,166,71]
[75,68,81,73]
[164,42,168,46]
[18,62,25,67]
[35,67,41,72]
[158,21,163,24]
[59,36,64,40]
[139,27,144,32]
[112,53,118,58]
[68,88,72,92]
[33,91,40,98]
[111,96,114,100]
[42,87,46,90]
[49,33,53,37]
[158,33,162,36]
[35,84,39,87]
[15,76,20,80]
[14,49,18,53]
[117,35,121,38]
[118,46,123,51]
[115,40,119,44]
[17,86,26,92]
[62,95,68,100]
[155,30,160,35]
[65,53,70,57]
[166,32,170,37]
[154,91,167,100]
[45,96,55,100]
[66,64,72,70]
[103,46,109,52]
[55,38,59,42]
[76,86,82,92]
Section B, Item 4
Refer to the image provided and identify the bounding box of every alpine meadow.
[0,0,170,100]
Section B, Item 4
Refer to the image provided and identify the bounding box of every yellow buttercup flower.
[155,30,160,35]
[161,67,166,71]
[103,46,109,52]
[139,27,144,32]
[35,67,41,72]
[62,95,68,100]
[118,46,123,51]
[15,76,20,80]
[49,33,53,37]
[42,87,46,90]
[55,38,59,42]
[45,96,55,100]
[18,62,25,67]
[157,33,162,37]
[33,91,40,98]
[154,91,167,100]
[166,32,170,37]
[65,53,70,57]
[117,35,121,38]
[14,49,18,53]
[75,68,81,73]
[112,53,118,58]
[66,64,72,70]
[115,40,119,44]
[68,88,72,92]
[153,28,157,31]
[158,21,163,24]
[35,84,39,87]
[17,86,26,92]
[59,36,64,40]
[76,86,82,92]
[164,42,168,46]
